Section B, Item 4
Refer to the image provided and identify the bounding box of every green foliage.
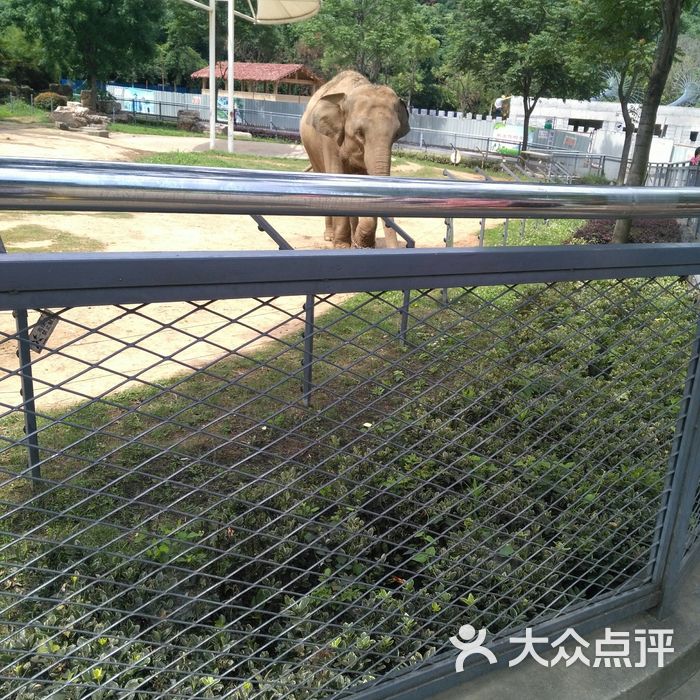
[294,0,440,93]
[570,218,683,244]
[681,1,700,37]
[32,91,66,110]
[447,0,607,150]
[0,98,49,123]
[109,122,203,138]
[0,23,53,89]
[577,173,615,185]
[142,0,208,89]
[0,82,15,99]
[482,219,583,247]
[664,33,700,103]
[17,0,165,92]
[435,68,490,116]
[0,275,694,696]
[576,0,660,182]
[138,150,309,172]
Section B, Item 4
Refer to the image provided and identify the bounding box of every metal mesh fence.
[0,275,698,699]
[688,481,700,560]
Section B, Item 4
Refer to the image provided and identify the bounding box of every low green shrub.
[0,82,16,100]
[570,218,683,244]
[33,92,67,111]
[577,173,614,186]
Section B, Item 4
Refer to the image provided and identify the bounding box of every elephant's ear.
[312,92,346,145]
[397,99,410,140]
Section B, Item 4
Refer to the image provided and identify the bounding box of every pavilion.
[191,62,324,103]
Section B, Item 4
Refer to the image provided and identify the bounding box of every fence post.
[0,236,41,490]
[442,216,454,305]
[399,290,411,346]
[248,215,317,405]
[654,319,700,617]
[302,294,315,406]
[14,308,42,492]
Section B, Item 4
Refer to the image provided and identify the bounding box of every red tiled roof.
[191,62,322,83]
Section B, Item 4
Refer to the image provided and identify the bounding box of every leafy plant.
[570,218,682,244]
[33,91,66,111]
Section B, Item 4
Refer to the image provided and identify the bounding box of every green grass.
[138,147,509,180]
[482,218,583,247]
[0,100,51,124]
[0,224,105,252]
[138,149,309,172]
[109,122,203,138]
[0,273,695,697]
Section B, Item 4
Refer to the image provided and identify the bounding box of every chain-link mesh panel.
[686,482,700,559]
[0,277,697,699]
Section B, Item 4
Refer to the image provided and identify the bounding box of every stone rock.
[177,109,205,132]
[50,103,111,129]
[112,110,133,123]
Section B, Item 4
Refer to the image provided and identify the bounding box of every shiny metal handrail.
[1,157,700,219]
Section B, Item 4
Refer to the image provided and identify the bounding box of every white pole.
[209,0,216,150]
[227,0,234,153]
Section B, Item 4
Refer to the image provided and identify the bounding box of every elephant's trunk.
[365,145,393,178]
[354,147,393,247]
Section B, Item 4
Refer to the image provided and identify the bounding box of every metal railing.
[646,162,700,239]
[2,160,700,699]
[2,158,700,218]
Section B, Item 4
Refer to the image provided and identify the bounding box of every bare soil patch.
[0,125,488,410]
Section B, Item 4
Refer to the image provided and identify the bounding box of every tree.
[16,0,165,108]
[294,0,439,88]
[613,0,689,243]
[387,4,440,108]
[436,67,489,115]
[663,33,700,104]
[578,0,658,184]
[142,0,207,88]
[448,0,606,153]
[0,24,54,88]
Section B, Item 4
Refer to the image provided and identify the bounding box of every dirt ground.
[0,123,487,410]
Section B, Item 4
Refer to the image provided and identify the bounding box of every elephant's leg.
[333,216,352,248]
[383,220,399,248]
[353,216,379,248]
[324,216,334,242]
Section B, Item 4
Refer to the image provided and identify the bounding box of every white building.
[508,97,699,162]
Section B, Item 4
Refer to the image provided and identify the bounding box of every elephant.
[300,70,410,248]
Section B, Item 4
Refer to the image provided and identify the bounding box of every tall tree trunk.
[616,68,637,185]
[613,0,686,243]
[88,73,98,111]
[521,96,534,157]
[617,117,634,185]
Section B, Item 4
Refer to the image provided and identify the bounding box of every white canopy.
[179,0,321,151]
[251,1,321,24]
[179,0,320,24]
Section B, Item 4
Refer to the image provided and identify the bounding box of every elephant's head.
[311,84,410,178]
